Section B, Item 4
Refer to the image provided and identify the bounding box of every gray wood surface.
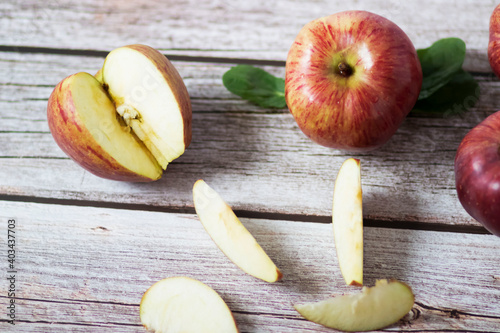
[1,0,500,332]
[1,201,499,332]
[0,0,497,72]
[1,52,499,226]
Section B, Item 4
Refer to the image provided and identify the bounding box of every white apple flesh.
[332,158,363,286]
[193,180,282,283]
[140,277,239,333]
[102,45,191,169]
[294,279,414,331]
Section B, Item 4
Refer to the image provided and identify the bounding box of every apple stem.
[338,62,353,77]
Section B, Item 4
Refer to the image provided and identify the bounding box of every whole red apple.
[455,111,500,237]
[285,11,422,151]
[488,4,500,78]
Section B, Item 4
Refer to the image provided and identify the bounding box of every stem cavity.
[338,62,353,78]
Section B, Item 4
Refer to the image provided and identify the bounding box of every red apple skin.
[455,111,500,237]
[47,73,158,182]
[285,11,422,151]
[488,4,500,79]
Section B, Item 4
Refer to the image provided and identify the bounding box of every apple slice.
[47,44,191,181]
[140,277,239,333]
[332,158,363,286]
[193,180,282,283]
[294,279,414,332]
[102,44,191,170]
[47,72,163,181]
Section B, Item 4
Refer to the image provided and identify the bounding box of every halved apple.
[193,180,282,283]
[294,279,414,331]
[332,158,363,286]
[47,44,191,182]
[140,277,239,333]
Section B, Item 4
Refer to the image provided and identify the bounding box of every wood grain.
[0,201,499,332]
[2,1,500,332]
[0,52,498,227]
[1,0,497,72]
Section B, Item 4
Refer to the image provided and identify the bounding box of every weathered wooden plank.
[0,54,495,132]
[4,302,500,332]
[0,111,480,227]
[1,0,496,72]
[0,201,499,332]
[0,51,495,128]
[0,52,287,133]
[1,53,497,226]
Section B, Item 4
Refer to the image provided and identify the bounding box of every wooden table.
[1,1,500,332]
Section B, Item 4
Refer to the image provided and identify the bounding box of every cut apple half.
[294,279,415,332]
[193,180,282,283]
[332,158,363,286]
[47,44,191,182]
[140,276,239,333]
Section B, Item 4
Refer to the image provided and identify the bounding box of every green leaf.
[413,37,479,117]
[417,37,466,100]
[412,69,479,116]
[222,65,286,108]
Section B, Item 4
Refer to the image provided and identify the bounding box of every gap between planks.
[0,194,489,235]
[1,200,498,331]
[0,45,493,77]
[0,45,285,67]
